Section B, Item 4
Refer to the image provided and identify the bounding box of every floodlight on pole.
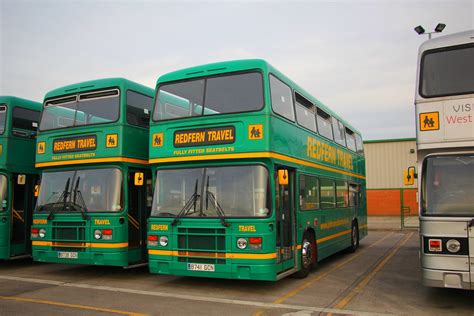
[414,23,446,39]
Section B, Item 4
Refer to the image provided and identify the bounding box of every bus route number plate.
[187,263,215,272]
[58,251,78,259]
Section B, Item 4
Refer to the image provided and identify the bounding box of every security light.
[414,25,425,35]
[414,24,446,39]
[435,23,446,32]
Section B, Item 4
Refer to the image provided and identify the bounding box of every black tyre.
[348,221,359,253]
[293,233,316,279]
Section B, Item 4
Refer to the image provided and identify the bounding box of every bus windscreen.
[151,165,270,218]
[420,44,474,98]
[153,72,264,121]
[36,168,123,213]
[422,155,474,216]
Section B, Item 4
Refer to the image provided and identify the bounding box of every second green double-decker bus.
[0,96,41,260]
[32,78,154,267]
[147,59,367,280]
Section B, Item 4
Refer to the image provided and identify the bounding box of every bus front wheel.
[294,233,316,279]
[348,221,359,253]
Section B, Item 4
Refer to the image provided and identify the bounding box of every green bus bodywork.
[32,78,154,267]
[0,96,42,260]
[148,59,367,281]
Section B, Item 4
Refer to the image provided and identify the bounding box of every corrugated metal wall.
[364,139,417,189]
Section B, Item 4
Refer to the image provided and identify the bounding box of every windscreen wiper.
[47,178,70,220]
[72,177,89,220]
[206,190,229,227]
[171,179,200,226]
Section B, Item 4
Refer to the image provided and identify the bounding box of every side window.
[295,92,316,132]
[355,133,364,156]
[332,118,346,146]
[320,178,335,208]
[12,107,40,138]
[270,75,294,121]
[299,174,319,210]
[0,105,6,135]
[127,90,153,128]
[345,127,357,152]
[336,181,348,208]
[316,108,333,140]
[349,184,360,207]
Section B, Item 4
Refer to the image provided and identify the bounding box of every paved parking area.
[1,230,473,315]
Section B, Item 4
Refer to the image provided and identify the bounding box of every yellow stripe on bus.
[149,151,365,179]
[32,241,128,249]
[35,157,148,168]
[148,249,277,260]
[317,229,352,244]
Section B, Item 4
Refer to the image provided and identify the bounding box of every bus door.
[128,170,151,259]
[11,174,37,256]
[0,174,10,258]
[275,168,295,271]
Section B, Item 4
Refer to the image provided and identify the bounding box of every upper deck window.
[355,133,364,156]
[345,127,357,152]
[153,72,264,121]
[12,107,40,138]
[0,105,6,135]
[332,118,346,147]
[40,89,120,131]
[295,92,316,132]
[270,75,295,121]
[420,44,474,98]
[316,108,333,140]
[126,90,153,128]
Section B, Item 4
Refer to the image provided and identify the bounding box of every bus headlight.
[446,239,461,253]
[94,229,102,240]
[39,228,46,239]
[159,236,168,247]
[237,238,247,249]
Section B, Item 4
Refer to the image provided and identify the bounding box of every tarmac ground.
[1,217,473,315]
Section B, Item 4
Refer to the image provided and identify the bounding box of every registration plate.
[58,251,78,259]
[187,263,215,272]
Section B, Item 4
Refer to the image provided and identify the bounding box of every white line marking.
[0,275,392,316]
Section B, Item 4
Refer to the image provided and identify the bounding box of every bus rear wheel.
[294,233,316,279]
[348,221,359,253]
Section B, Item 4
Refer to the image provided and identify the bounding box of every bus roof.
[419,30,474,53]
[155,59,362,136]
[0,96,42,111]
[44,77,154,100]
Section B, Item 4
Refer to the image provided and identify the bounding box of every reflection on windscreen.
[423,155,474,216]
[40,89,120,131]
[0,175,7,212]
[153,72,264,121]
[36,168,122,213]
[421,45,474,97]
[151,165,270,217]
[0,105,6,135]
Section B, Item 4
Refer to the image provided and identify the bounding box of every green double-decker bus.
[32,78,154,267]
[147,59,367,280]
[0,96,42,260]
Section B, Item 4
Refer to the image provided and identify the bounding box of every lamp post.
[414,23,446,39]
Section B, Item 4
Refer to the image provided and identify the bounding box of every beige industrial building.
[363,138,418,216]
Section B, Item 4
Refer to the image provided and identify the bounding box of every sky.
[1,0,473,140]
